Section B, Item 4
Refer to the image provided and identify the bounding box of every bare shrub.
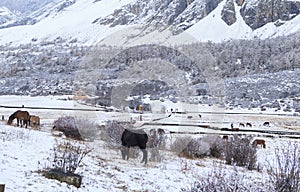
[224,135,257,170]
[180,137,211,158]
[182,165,264,192]
[52,116,97,141]
[47,140,92,173]
[41,140,92,188]
[171,135,219,159]
[209,137,226,159]
[100,120,131,147]
[170,136,192,154]
[75,118,98,141]
[267,142,300,192]
[148,129,167,162]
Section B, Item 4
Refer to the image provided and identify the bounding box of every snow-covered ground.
[0,95,300,191]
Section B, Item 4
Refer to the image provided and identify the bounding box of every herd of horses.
[7,110,40,129]
[4,110,268,164]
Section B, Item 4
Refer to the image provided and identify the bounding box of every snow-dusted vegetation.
[0,33,299,111]
[0,0,300,191]
[0,96,300,191]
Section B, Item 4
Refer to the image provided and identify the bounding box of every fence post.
[0,184,5,192]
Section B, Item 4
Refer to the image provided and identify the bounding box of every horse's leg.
[141,149,148,164]
[17,119,20,126]
[25,120,28,128]
[121,146,126,160]
[121,146,130,160]
[125,147,129,160]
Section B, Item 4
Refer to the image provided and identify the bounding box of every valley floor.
[0,95,300,191]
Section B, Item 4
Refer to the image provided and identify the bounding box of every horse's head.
[7,115,14,125]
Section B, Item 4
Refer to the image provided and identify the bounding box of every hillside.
[0,0,299,111]
[0,0,299,45]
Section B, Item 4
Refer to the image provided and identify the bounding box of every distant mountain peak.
[94,0,223,35]
[0,0,299,45]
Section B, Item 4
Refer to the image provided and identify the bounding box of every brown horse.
[29,115,40,128]
[252,139,266,148]
[7,110,30,128]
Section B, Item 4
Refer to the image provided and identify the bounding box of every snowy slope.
[0,0,134,45]
[0,0,299,46]
[183,1,253,42]
[183,0,300,42]
[0,6,19,27]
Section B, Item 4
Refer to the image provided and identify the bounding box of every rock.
[43,169,82,188]
[222,0,237,26]
[240,0,300,30]
[94,0,222,34]
[0,184,5,192]
[235,0,244,6]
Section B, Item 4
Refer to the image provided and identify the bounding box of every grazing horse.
[252,139,266,148]
[263,122,270,127]
[121,129,148,164]
[246,122,252,127]
[231,128,239,131]
[222,135,229,140]
[29,115,40,128]
[7,110,30,128]
[239,123,245,127]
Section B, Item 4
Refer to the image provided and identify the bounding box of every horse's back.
[17,110,30,119]
[122,129,148,149]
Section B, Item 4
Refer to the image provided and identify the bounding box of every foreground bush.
[268,142,300,192]
[182,164,265,192]
[41,140,92,187]
[224,135,257,170]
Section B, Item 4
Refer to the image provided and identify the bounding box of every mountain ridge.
[0,0,299,46]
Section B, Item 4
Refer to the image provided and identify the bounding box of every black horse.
[121,129,148,164]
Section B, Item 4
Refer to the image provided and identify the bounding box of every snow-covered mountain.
[0,6,19,27]
[0,0,54,14]
[0,0,299,46]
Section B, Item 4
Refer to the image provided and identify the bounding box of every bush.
[77,118,98,141]
[49,140,92,173]
[53,116,97,141]
[171,136,192,154]
[100,120,131,147]
[174,135,218,159]
[224,135,257,170]
[182,164,264,192]
[181,138,210,158]
[209,137,226,159]
[268,142,300,192]
[41,140,92,188]
[148,129,167,162]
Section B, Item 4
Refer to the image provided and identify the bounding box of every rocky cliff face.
[221,0,236,26]
[240,0,300,29]
[94,0,223,35]
[95,0,300,33]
